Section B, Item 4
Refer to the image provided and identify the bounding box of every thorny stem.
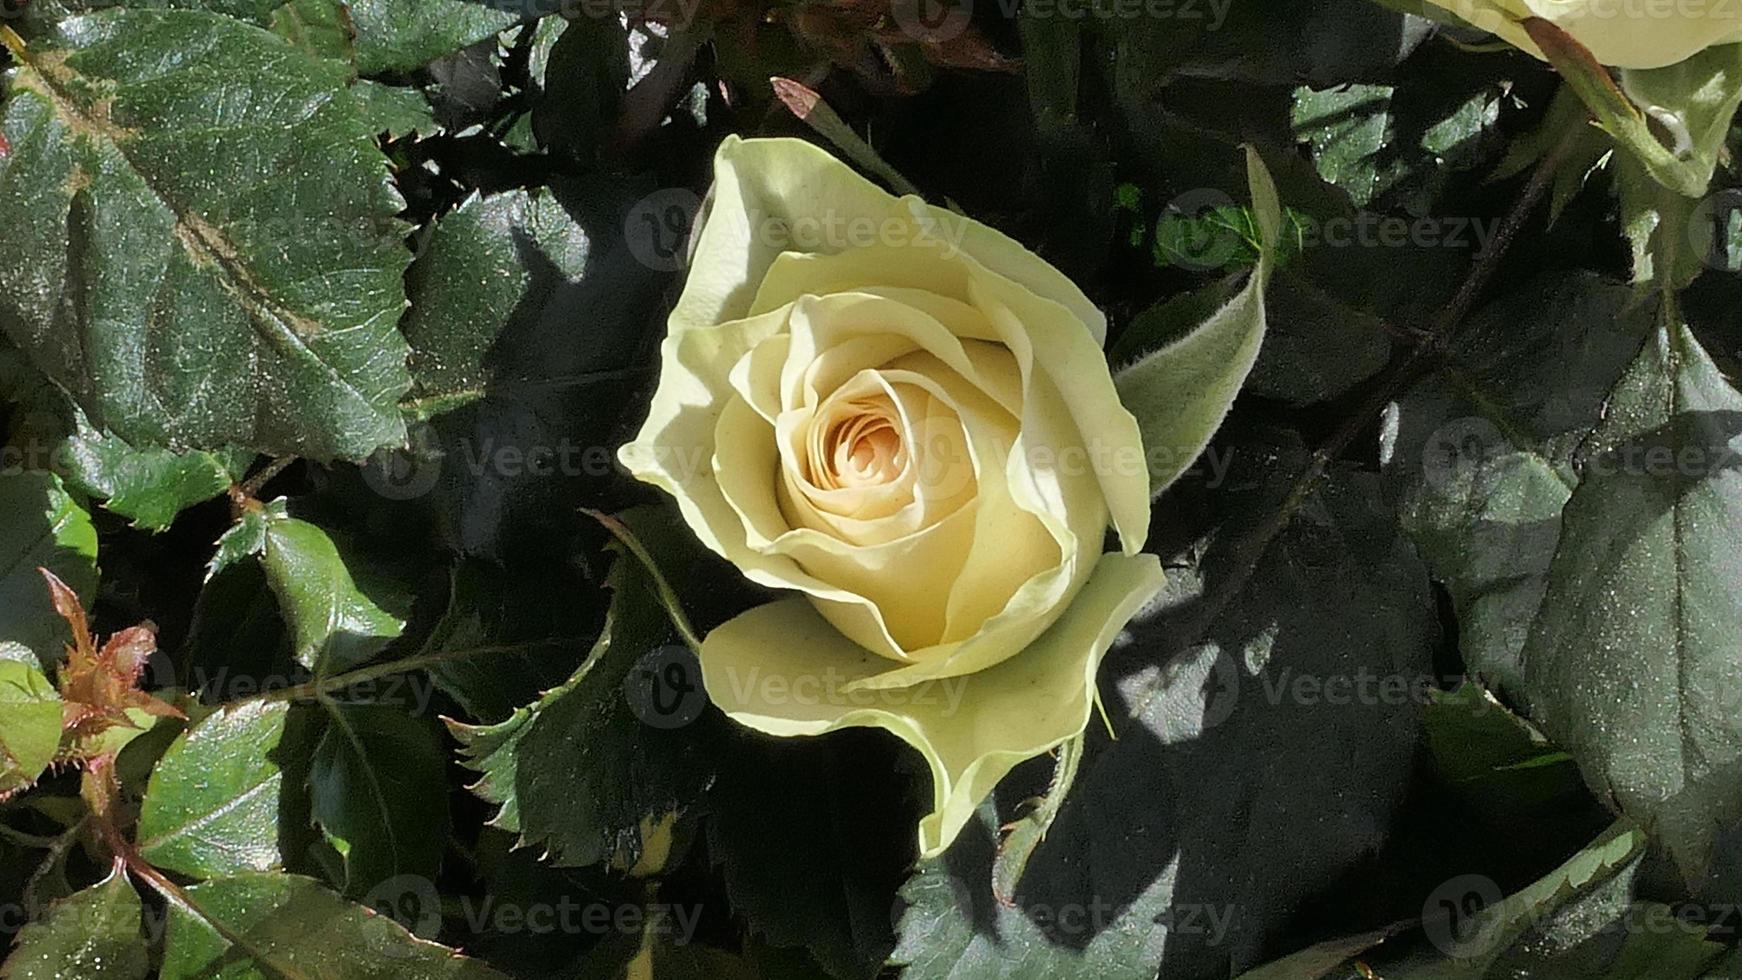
[243,640,582,707]
[239,456,299,501]
[583,508,705,652]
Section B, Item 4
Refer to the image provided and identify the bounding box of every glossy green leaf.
[1522,321,1742,883]
[309,704,448,897]
[0,472,98,657]
[158,871,508,979]
[0,871,147,980]
[346,0,519,76]
[0,9,413,461]
[60,407,248,531]
[137,701,295,878]
[350,80,438,139]
[400,189,601,420]
[268,0,355,64]
[0,656,62,798]
[258,510,406,673]
[1290,77,1502,211]
[0,346,246,531]
[1291,83,1398,208]
[208,498,406,672]
[51,0,286,20]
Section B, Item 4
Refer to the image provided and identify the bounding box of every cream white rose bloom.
[618,136,1165,857]
[1426,0,1742,68]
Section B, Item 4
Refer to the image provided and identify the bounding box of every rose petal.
[674,136,1107,344]
[1420,0,1742,68]
[965,266,1150,555]
[698,552,1165,857]
[619,308,911,662]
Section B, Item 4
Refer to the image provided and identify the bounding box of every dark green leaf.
[0,347,247,531]
[1244,266,1392,405]
[350,79,438,139]
[158,871,508,979]
[1421,683,1595,841]
[707,732,914,980]
[1352,822,1724,979]
[401,189,605,419]
[0,871,147,980]
[308,703,448,897]
[395,181,663,557]
[0,9,413,461]
[528,16,628,164]
[1522,321,1742,882]
[269,0,356,65]
[208,499,407,673]
[1292,83,1399,208]
[259,509,406,674]
[1387,273,1653,701]
[413,561,584,724]
[891,449,1439,978]
[346,0,519,76]
[0,472,97,658]
[1290,77,1502,212]
[137,701,297,878]
[59,408,248,531]
[448,509,715,869]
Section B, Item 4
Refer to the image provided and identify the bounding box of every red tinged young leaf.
[38,568,183,763]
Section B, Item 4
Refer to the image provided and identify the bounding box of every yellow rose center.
[825,406,905,490]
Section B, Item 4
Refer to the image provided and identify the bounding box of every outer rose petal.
[672,136,1108,344]
[699,552,1165,858]
[618,309,911,661]
[1423,0,1742,68]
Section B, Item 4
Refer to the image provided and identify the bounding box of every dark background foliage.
[1,0,1741,976]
